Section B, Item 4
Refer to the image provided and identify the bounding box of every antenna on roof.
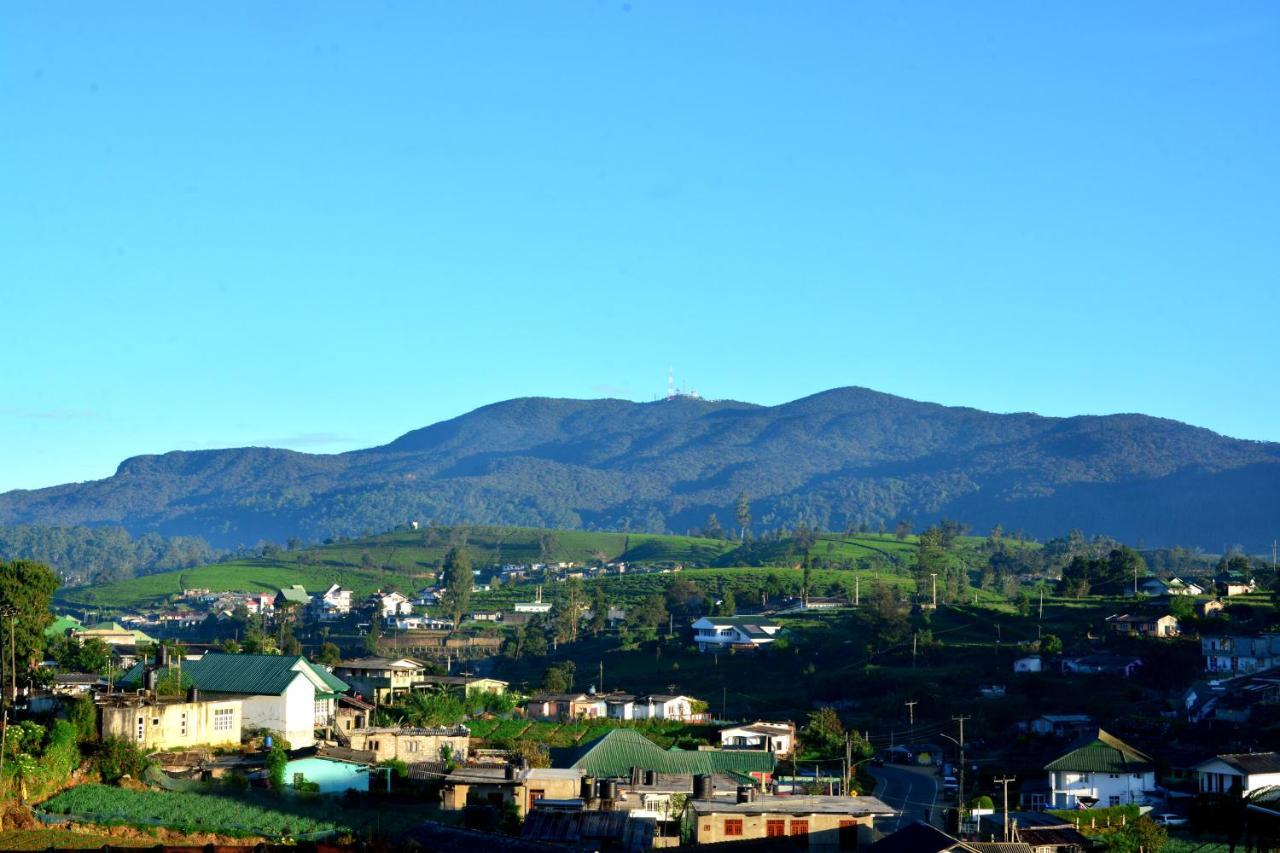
[667,366,675,400]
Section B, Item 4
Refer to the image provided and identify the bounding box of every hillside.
[56,526,738,608]
[6,387,1280,550]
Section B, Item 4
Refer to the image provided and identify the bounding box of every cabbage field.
[40,785,334,838]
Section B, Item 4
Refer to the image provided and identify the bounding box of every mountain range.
[3,387,1278,551]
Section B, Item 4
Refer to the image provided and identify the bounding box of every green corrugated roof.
[557,729,775,778]
[276,585,311,605]
[1044,729,1153,773]
[119,653,348,696]
[44,615,82,638]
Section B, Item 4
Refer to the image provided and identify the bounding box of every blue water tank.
[265,735,273,749]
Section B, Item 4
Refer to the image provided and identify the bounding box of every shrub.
[95,737,150,784]
[266,744,287,790]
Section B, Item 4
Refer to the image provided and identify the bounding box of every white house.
[1030,714,1094,738]
[1014,656,1043,673]
[370,591,413,618]
[1202,635,1280,674]
[313,584,354,621]
[637,694,697,720]
[1195,753,1280,797]
[1044,729,1156,809]
[515,586,553,614]
[691,616,782,653]
[719,721,795,755]
[121,654,347,749]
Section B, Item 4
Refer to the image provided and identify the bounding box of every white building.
[1195,753,1280,797]
[1013,656,1042,673]
[120,654,347,749]
[1044,729,1155,808]
[313,584,354,621]
[719,722,795,755]
[515,586,553,614]
[637,694,697,720]
[691,616,782,653]
[370,591,413,618]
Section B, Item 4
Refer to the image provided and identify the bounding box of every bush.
[266,744,287,790]
[95,737,150,784]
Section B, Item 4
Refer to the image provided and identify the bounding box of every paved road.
[869,764,940,835]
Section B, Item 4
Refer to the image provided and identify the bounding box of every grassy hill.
[56,526,738,609]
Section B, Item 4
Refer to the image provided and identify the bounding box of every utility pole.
[953,716,970,836]
[930,573,938,609]
[905,700,917,745]
[995,775,1016,841]
[912,633,917,669]
[1038,585,1044,620]
[854,576,859,607]
[599,660,604,693]
[844,733,853,796]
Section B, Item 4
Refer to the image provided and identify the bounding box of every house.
[50,673,104,696]
[413,588,440,607]
[274,585,311,611]
[1136,577,1204,597]
[1044,729,1156,808]
[636,694,698,720]
[1105,613,1179,638]
[525,693,607,720]
[558,728,776,785]
[1200,599,1226,618]
[514,586,553,614]
[691,616,783,652]
[1013,656,1043,673]
[1060,654,1142,677]
[469,610,502,623]
[312,584,353,621]
[720,721,796,755]
[369,591,413,618]
[1029,715,1094,739]
[976,813,1090,853]
[1218,573,1257,597]
[332,657,428,705]
[1195,752,1280,797]
[686,793,894,849]
[75,621,156,648]
[43,615,82,641]
[417,674,509,696]
[614,769,743,840]
[117,653,345,748]
[1203,635,1280,674]
[441,765,583,817]
[867,821,971,853]
[99,693,243,751]
[344,725,470,764]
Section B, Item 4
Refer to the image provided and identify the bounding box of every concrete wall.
[239,675,317,748]
[346,729,470,763]
[692,811,874,849]
[101,699,242,751]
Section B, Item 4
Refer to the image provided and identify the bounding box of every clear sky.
[2,2,1278,492]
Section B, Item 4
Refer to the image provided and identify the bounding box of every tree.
[440,547,474,630]
[803,707,845,756]
[1103,815,1167,853]
[1040,633,1063,656]
[702,513,725,540]
[894,520,912,541]
[1168,594,1195,621]
[363,619,382,656]
[718,589,736,617]
[735,492,752,540]
[0,560,59,673]
[554,578,586,644]
[315,641,341,666]
[266,742,288,789]
[542,661,576,693]
[511,740,551,768]
[589,586,609,637]
[628,595,668,642]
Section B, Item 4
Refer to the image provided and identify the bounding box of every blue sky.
[2,2,1278,492]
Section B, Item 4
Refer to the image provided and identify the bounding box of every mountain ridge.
[3,387,1278,550]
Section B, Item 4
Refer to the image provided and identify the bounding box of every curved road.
[869,764,940,834]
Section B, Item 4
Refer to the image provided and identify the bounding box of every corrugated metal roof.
[119,653,348,696]
[558,729,775,778]
[1043,729,1153,773]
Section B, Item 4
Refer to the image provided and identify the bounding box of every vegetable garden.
[39,785,335,839]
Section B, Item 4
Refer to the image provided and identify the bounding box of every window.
[136,716,145,741]
[530,789,545,802]
[213,708,234,732]
[406,740,419,753]
[724,819,743,837]
[1109,796,1120,807]
[766,820,786,837]
[1109,773,1120,779]
[791,820,809,836]
[179,712,187,737]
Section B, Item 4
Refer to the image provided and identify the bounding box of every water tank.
[505,763,518,780]
[580,775,596,800]
[265,734,273,750]
[144,669,159,695]
[644,770,656,786]
[693,774,713,800]
[737,785,753,804]
[599,779,618,802]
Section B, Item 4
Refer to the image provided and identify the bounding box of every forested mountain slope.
[2,387,1277,550]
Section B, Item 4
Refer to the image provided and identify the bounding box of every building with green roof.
[555,728,776,782]
[43,614,81,640]
[1044,729,1155,808]
[275,585,311,608]
[119,653,347,749]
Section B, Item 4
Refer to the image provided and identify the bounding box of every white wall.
[1050,770,1155,808]
[239,675,317,748]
